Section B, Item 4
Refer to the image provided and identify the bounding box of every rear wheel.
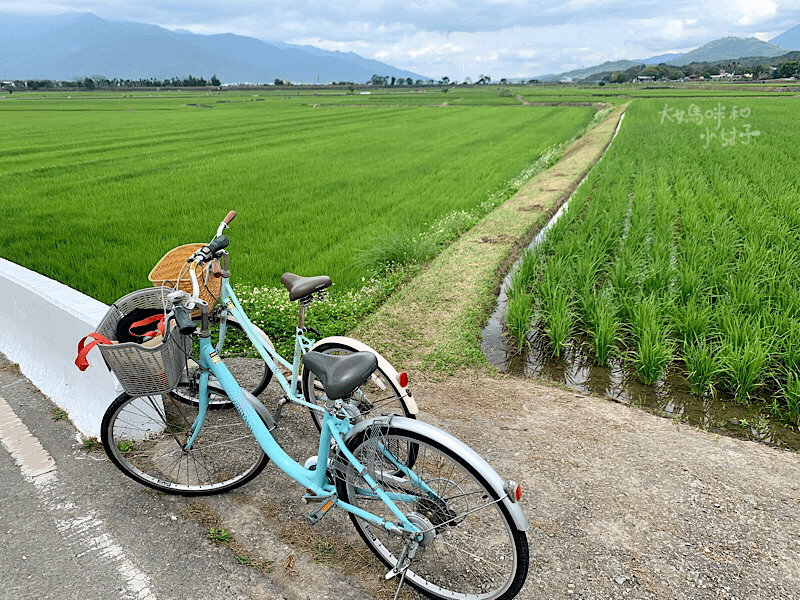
[101,392,269,495]
[172,317,272,407]
[336,423,529,600]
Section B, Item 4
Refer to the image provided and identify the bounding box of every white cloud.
[736,0,778,26]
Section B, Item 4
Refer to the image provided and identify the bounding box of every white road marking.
[0,395,158,600]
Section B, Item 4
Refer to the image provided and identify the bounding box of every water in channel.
[482,324,800,451]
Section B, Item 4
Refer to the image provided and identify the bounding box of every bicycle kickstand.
[385,539,418,600]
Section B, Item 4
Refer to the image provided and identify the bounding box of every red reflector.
[514,485,522,502]
[398,372,409,387]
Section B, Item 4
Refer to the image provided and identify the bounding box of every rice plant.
[632,323,673,385]
[779,321,800,376]
[588,294,619,367]
[683,338,718,396]
[719,341,771,403]
[536,255,574,357]
[505,290,535,354]
[542,288,573,358]
[781,372,800,428]
[672,298,712,347]
[508,247,541,296]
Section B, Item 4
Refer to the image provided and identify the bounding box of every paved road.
[0,355,292,600]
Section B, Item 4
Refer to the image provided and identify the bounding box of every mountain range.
[537,24,800,81]
[2,12,799,85]
[0,12,427,84]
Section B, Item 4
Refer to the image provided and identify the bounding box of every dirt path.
[351,104,627,373]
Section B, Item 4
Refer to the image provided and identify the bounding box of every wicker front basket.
[96,288,190,396]
[148,243,222,307]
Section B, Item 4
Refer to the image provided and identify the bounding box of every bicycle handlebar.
[207,235,229,255]
[173,304,197,335]
[215,210,236,238]
[181,211,237,314]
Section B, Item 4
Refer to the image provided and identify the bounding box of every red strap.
[75,333,112,371]
[129,314,165,339]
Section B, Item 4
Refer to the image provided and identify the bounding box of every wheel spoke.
[336,425,528,599]
[101,392,269,495]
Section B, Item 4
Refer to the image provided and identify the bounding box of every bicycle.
[98,212,530,599]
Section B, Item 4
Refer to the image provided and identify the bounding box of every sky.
[2,0,800,79]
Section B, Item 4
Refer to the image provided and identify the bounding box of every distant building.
[710,70,735,80]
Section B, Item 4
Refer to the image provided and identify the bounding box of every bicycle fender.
[310,336,419,415]
[344,416,529,532]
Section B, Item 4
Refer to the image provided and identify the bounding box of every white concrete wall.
[0,258,119,438]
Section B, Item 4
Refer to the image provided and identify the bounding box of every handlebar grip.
[223,210,237,225]
[173,306,196,336]
[211,258,222,278]
[207,235,229,256]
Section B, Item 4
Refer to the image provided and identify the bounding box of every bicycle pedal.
[305,496,336,525]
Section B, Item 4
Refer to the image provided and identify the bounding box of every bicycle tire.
[172,317,272,408]
[336,422,529,600]
[101,391,270,495]
[302,341,414,430]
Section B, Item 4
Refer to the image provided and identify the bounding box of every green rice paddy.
[0,88,596,302]
[506,93,800,425]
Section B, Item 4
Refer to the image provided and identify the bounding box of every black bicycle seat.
[302,351,378,400]
[280,272,332,301]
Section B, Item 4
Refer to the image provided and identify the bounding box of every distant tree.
[369,74,388,86]
[83,77,95,90]
[390,76,396,86]
[776,62,799,78]
[211,74,220,86]
[439,76,450,85]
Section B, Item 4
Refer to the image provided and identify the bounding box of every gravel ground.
[188,372,800,600]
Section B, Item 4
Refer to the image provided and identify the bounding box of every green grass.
[0,89,596,303]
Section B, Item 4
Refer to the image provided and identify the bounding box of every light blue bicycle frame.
[186,275,425,538]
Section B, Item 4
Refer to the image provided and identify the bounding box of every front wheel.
[336,423,529,600]
[101,392,269,495]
